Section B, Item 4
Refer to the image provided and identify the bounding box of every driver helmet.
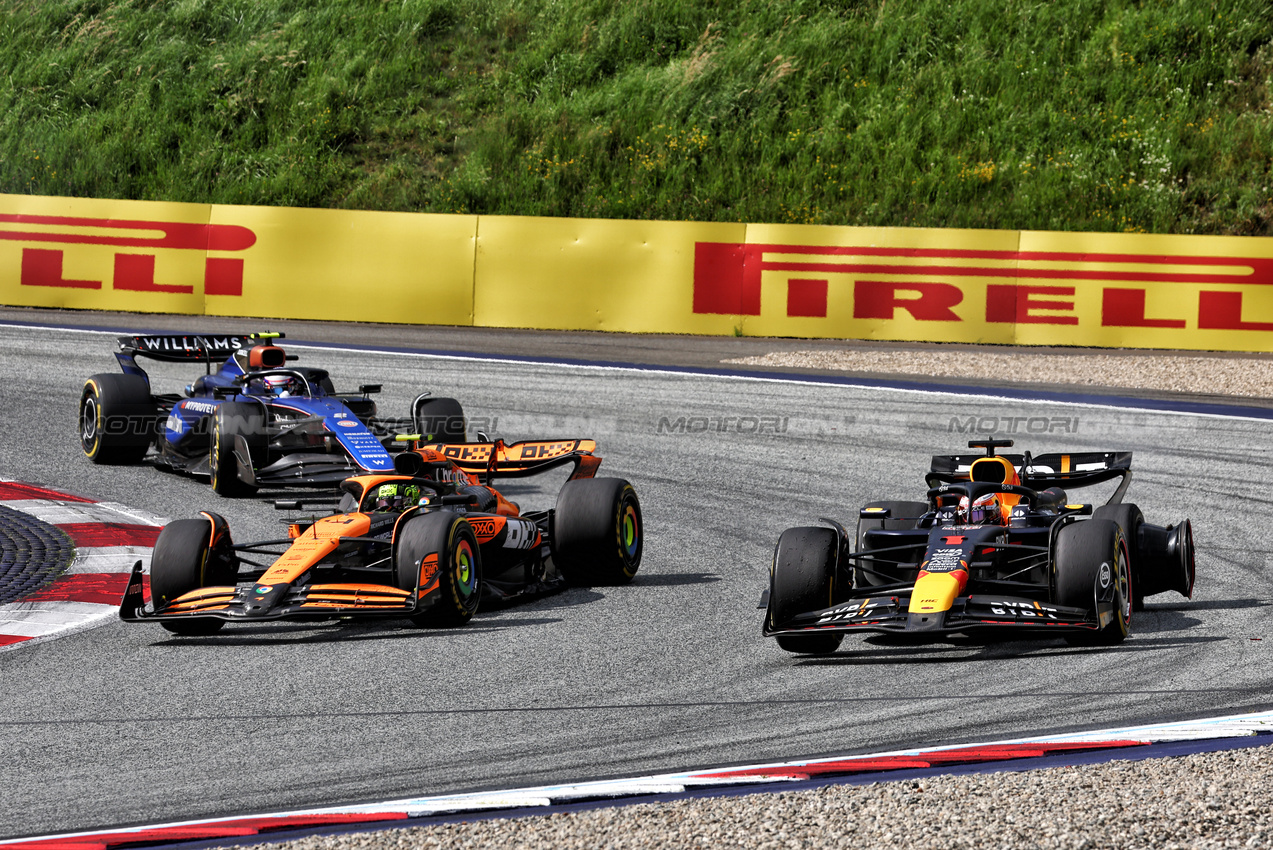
[263,374,298,397]
[969,493,1005,525]
[373,482,421,512]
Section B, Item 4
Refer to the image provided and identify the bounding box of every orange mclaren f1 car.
[119,437,642,635]
[763,438,1195,654]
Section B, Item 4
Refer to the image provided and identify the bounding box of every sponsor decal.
[502,518,538,550]
[3,214,256,296]
[816,599,891,624]
[127,334,246,356]
[691,240,1273,331]
[516,441,576,460]
[1099,561,1112,589]
[337,420,358,428]
[924,547,965,572]
[987,599,1060,619]
[467,517,504,540]
[442,444,493,462]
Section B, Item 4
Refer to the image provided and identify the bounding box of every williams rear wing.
[114,333,282,378]
[117,334,254,362]
[927,451,1133,502]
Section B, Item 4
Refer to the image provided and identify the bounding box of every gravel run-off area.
[246,745,1273,850]
[724,349,1273,399]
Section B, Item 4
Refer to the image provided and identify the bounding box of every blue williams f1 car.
[763,438,1196,655]
[79,333,466,496]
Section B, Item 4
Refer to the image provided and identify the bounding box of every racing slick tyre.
[209,402,265,498]
[552,478,642,586]
[79,373,156,464]
[854,500,929,588]
[769,526,845,655]
[396,512,482,627]
[1092,503,1146,611]
[150,516,237,636]
[413,397,467,443]
[1054,518,1132,646]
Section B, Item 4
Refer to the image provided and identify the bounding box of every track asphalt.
[1,308,1270,842]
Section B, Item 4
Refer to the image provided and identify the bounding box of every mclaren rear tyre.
[150,516,236,636]
[396,512,482,628]
[413,397,467,443]
[1092,503,1146,611]
[1054,518,1132,646]
[552,478,642,586]
[79,373,156,465]
[769,526,844,655]
[854,500,928,588]
[209,403,264,498]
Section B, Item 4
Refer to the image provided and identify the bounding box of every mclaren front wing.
[117,562,442,624]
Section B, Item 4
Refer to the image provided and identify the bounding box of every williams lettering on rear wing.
[114,332,282,377]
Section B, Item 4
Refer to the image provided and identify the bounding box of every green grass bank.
[1,0,1271,234]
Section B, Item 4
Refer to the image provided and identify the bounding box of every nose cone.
[908,570,966,614]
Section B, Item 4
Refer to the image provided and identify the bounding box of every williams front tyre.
[209,402,265,497]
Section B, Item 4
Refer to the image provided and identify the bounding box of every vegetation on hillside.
[1,0,1271,234]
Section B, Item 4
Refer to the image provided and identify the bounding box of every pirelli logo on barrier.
[0,213,256,296]
[692,241,1273,335]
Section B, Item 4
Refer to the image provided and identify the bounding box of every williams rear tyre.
[552,477,642,586]
[1092,503,1145,611]
[413,397,467,443]
[150,515,237,636]
[769,526,844,655]
[854,500,928,588]
[209,402,265,497]
[396,511,482,627]
[1054,518,1132,646]
[79,373,156,465]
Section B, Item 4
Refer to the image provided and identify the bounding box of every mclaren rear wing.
[926,451,1133,502]
[413,438,602,483]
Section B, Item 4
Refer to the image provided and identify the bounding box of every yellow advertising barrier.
[5,192,1273,351]
[474,215,742,335]
[0,194,476,326]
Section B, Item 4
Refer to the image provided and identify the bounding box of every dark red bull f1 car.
[763,439,1195,655]
[119,437,641,635]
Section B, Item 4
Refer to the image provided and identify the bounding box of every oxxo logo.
[1,213,256,296]
[692,241,1273,331]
